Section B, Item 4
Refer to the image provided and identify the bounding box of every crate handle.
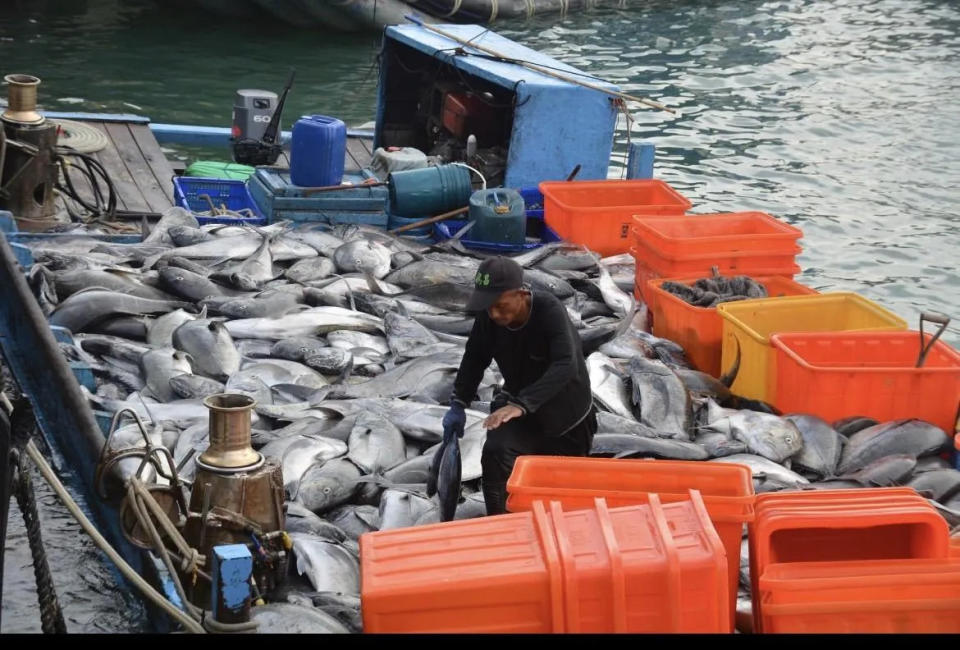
[917,312,951,368]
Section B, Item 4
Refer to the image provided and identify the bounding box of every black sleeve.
[451,314,494,407]
[514,297,578,413]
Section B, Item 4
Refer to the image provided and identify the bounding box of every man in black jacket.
[442,256,597,516]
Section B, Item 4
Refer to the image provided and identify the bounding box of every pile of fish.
[22,207,957,633]
[660,274,768,307]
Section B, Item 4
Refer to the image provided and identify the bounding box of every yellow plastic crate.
[716,293,907,403]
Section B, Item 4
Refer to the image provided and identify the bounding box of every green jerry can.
[468,188,526,245]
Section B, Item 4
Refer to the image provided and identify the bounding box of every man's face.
[487,289,527,327]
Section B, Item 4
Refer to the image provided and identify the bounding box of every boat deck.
[56,115,377,218]
[275,136,375,175]
[69,118,177,215]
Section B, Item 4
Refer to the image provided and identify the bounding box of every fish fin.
[140,215,152,241]
[719,336,741,388]
[331,356,354,385]
[393,301,410,319]
[362,270,384,296]
[208,256,234,270]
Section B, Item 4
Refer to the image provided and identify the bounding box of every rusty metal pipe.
[199,394,261,471]
[2,74,44,125]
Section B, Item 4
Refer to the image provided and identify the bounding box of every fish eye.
[323,487,331,494]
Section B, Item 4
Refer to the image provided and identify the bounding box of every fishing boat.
[0,21,660,633]
[2,19,956,636]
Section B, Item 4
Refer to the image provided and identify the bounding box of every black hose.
[55,148,118,220]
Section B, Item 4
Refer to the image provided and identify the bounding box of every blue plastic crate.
[434,215,561,252]
[518,187,544,219]
[247,168,388,227]
[172,176,266,225]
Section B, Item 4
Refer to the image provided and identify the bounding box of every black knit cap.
[465,256,524,312]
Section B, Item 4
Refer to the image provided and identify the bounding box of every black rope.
[12,448,67,634]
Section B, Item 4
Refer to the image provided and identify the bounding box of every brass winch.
[181,394,288,609]
[1,74,59,229]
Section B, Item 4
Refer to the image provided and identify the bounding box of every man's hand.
[483,404,523,430]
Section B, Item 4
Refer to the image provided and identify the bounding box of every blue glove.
[442,400,466,440]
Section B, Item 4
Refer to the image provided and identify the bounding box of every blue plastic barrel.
[290,115,347,187]
[388,164,473,218]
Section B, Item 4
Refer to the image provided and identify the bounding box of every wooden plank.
[128,123,175,205]
[104,122,171,214]
[88,122,139,212]
[346,138,373,172]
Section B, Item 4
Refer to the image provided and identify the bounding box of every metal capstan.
[197,394,263,472]
[2,74,45,125]
[182,393,287,611]
[0,73,59,229]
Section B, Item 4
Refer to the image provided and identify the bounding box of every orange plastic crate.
[633,234,802,277]
[758,559,960,633]
[504,456,753,632]
[632,211,803,257]
[648,275,818,377]
[770,330,960,433]
[539,179,691,257]
[630,244,801,306]
[360,493,729,633]
[748,490,949,632]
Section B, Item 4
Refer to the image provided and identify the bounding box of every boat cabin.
[374,23,621,189]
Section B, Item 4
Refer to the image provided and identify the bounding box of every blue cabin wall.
[507,83,617,188]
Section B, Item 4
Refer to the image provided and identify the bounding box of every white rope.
[23,440,206,634]
[443,0,464,18]
[49,119,109,154]
[489,0,499,23]
[451,162,487,190]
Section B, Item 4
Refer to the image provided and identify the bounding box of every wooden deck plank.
[273,138,373,174]
[104,122,171,214]
[129,123,175,206]
[346,138,373,172]
[88,122,139,213]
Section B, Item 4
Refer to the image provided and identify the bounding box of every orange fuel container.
[360,492,729,633]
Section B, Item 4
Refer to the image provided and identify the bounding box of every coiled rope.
[20,439,206,633]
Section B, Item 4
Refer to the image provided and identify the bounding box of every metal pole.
[405,17,678,115]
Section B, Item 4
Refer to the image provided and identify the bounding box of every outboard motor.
[231,90,278,148]
[231,69,295,167]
